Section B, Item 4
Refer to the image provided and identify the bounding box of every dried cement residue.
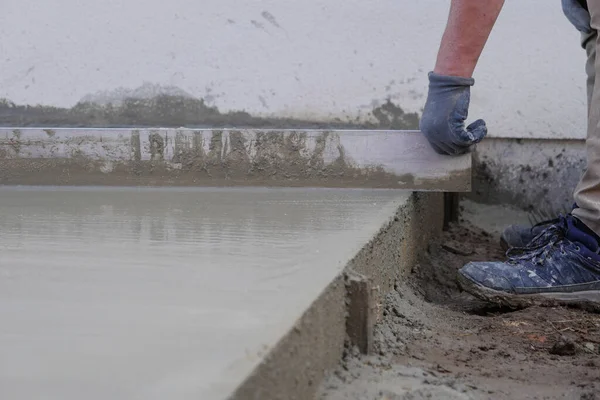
[0,129,471,191]
[0,94,419,130]
[471,138,585,214]
[319,290,474,400]
[321,351,471,400]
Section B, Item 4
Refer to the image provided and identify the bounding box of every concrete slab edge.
[229,192,444,400]
[0,128,470,191]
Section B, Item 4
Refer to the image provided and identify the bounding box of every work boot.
[500,220,557,250]
[458,215,600,309]
[500,204,578,250]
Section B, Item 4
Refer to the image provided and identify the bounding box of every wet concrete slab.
[0,185,411,400]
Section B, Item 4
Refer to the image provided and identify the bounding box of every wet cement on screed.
[0,185,410,400]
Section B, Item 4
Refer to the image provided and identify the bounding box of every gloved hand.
[562,0,592,34]
[419,72,487,156]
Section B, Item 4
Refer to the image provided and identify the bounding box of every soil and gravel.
[317,201,600,400]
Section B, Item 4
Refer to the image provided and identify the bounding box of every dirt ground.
[317,202,600,400]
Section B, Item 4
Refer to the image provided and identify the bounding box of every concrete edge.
[0,128,471,191]
[229,192,444,400]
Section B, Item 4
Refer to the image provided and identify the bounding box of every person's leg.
[499,20,597,250]
[456,2,600,308]
[584,29,596,114]
[573,0,600,233]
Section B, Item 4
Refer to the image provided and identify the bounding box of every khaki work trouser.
[572,0,600,234]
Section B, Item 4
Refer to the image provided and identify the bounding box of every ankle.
[570,216,600,251]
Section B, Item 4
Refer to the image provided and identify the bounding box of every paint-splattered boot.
[500,220,556,250]
[500,204,578,250]
[459,215,600,309]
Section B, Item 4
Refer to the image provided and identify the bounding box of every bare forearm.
[434,0,505,78]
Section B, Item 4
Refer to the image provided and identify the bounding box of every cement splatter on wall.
[0,86,419,130]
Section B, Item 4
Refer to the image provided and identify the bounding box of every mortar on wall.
[470,138,586,216]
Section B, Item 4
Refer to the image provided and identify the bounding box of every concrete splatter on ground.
[318,202,600,400]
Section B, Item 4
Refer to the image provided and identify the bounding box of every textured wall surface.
[471,138,586,214]
[0,0,587,138]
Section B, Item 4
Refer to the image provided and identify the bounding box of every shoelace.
[506,215,570,265]
[530,217,561,234]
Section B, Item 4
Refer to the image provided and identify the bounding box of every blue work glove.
[419,72,487,156]
[562,0,592,34]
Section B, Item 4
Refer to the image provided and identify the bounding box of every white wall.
[0,0,587,139]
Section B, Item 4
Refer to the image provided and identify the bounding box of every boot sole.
[457,272,600,311]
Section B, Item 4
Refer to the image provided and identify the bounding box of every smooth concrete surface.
[0,185,411,400]
[0,0,586,139]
